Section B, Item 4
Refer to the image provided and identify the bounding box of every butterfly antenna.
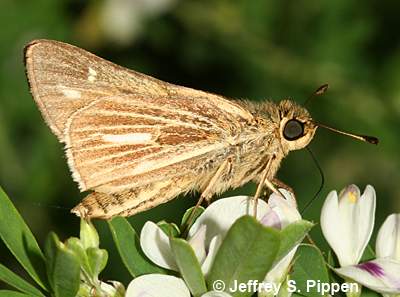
[303,84,329,106]
[301,147,324,214]
[313,121,379,144]
[13,195,70,212]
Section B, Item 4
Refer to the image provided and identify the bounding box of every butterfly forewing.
[25,39,255,196]
[66,96,232,192]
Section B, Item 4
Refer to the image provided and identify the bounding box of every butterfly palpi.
[24,39,378,219]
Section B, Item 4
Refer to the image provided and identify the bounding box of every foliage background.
[0,0,399,287]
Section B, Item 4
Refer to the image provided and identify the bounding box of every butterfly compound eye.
[283,119,304,140]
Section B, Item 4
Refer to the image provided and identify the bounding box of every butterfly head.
[277,100,317,153]
[275,96,378,155]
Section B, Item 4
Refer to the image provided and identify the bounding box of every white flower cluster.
[127,190,300,297]
[321,185,400,295]
[125,185,400,297]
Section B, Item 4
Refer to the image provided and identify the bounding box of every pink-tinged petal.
[268,189,300,227]
[358,261,385,277]
[376,214,400,260]
[260,208,282,229]
[126,274,190,297]
[335,259,400,294]
[189,196,269,247]
[140,221,178,271]
[188,224,207,264]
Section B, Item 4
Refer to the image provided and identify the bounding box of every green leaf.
[80,219,99,249]
[207,215,281,297]
[108,217,166,277]
[87,248,108,278]
[65,237,93,276]
[290,244,330,297]
[327,250,336,267]
[44,233,80,297]
[0,291,33,297]
[65,237,108,280]
[276,220,313,262]
[0,264,45,297]
[44,232,60,290]
[158,221,180,237]
[170,237,207,297]
[0,186,47,290]
[181,206,205,231]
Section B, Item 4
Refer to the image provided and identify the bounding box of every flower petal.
[201,235,222,276]
[188,224,207,264]
[260,208,282,229]
[353,185,376,263]
[335,259,400,294]
[100,280,125,296]
[264,246,298,284]
[268,189,301,228]
[321,190,350,265]
[188,196,269,247]
[140,221,178,270]
[376,214,400,260]
[321,185,376,267]
[126,274,190,297]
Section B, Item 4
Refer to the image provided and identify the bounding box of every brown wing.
[25,39,255,193]
[25,39,169,141]
[65,96,239,193]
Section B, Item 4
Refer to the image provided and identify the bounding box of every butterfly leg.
[273,178,296,198]
[253,156,285,217]
[261,179,295,201]
[204,157,234,204]
[184,157,232,230]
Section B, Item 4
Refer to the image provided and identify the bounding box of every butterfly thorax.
[215,99,317,189]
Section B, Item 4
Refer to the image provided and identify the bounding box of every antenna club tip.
[315,84,329,96]
[365,136,379,145]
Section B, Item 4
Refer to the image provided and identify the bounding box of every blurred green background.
[1,0,399,286]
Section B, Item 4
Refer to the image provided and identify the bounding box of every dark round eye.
[283,119,304,140]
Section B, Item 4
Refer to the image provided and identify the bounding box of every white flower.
[140,221,179,271]
[138,192,301,296]
[334,213,400,295]
[376,214,400,260]
[322,190,400,295]
[335,259,400,294]
[126,274,233,297]
[126,274,190,297]
[140,192,300,276]
[262,191,301,295]
[321,184,376,267]
[140,195,270,275]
